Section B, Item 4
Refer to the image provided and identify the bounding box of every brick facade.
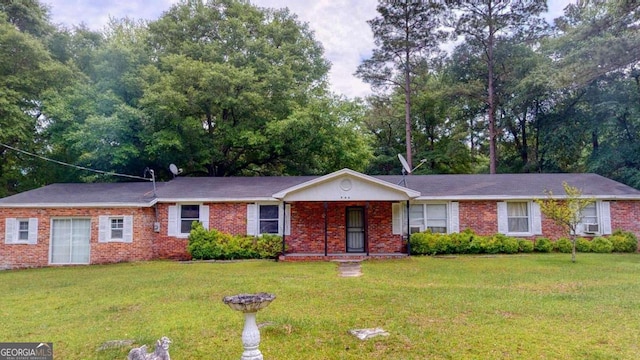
[2,199,639,269]
[0,207,156,269]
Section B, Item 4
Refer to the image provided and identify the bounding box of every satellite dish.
[169,164,179,176]
[398,154,412,174]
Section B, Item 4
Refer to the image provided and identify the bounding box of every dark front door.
[346,207,365,252]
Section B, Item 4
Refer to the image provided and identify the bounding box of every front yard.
[2,254,640,359]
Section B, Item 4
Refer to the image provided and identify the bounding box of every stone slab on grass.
[349,328,390,340]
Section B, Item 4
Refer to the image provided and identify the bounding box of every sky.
[44,0,574,99]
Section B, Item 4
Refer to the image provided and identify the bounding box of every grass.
[2,254,640,359]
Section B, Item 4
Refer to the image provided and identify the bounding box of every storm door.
[346,207,365,252]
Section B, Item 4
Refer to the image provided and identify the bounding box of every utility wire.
[0,142,151,182]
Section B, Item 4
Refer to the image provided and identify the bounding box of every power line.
[0,142,151,182]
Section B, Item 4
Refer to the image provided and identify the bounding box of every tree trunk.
[404,46,413,170]
[487,15,497,174]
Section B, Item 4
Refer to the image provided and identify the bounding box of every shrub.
[187,224,282,260]
[555,238,573,253]
[498,235,519,254]
[518,239,534,253]
[410,231,452,255]
[610,230,638,253]
[575,237,592,252]
[534,237,553,253]
[591,237,613,253]
[478,235,502,254]
[449,230,475,254]
[256,234,284,259]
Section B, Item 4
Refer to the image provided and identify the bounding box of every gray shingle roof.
[1,172,639,207]
[0,182,158,206]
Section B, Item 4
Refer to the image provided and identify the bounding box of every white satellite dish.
[398,154,412,174]
[169,164,179,176]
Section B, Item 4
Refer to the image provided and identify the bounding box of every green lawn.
[2,254,640,359]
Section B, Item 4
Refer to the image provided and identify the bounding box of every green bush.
[591,237,613,253]
[534,237,553,253]
[449,230,475,254]
[575,237,592,252]
[498,235,519,254]
[518,239,534,253]
[410,231,452,255]
[187,223,282,260]
[555,238,573,253]
[478,235,502,254]
[610,230,638,253]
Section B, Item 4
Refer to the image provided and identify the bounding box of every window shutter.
[246,204,257,236]
[531,202,542,235]
[168,205,178,236]
[123,216,134,243]
[599,201,612,235]
[449,202,459,234]
[27,218,38,244]
[284,204,291,236]
[5,218,16,244]
[98,216,108,242]
[199,205,209,230]
[497,202,508,234]
[392,203,402,235]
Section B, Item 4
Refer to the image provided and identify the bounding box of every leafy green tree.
[451,0,547,174]
[140,0,331,176]
[356,0,449,170]
[535,182,594,262]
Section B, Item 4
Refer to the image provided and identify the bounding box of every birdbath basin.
[223,293,275,360]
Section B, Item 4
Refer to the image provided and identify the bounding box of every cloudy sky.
[44,0,573,99]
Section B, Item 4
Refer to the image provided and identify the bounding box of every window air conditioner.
[584,223,599,233]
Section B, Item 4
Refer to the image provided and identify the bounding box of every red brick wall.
[0,207,156,269]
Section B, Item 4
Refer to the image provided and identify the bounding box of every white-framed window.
[577,201,612,235]
[507,202,529,233]
[98,215,133,243]
[497,201,542,236]
[410,204,448,233]
[247,203,290,236]
[167,204,209,237]
[180,204,200,234]
[4,218,38,244]
[393,202,459,235]
[259,205,279,234]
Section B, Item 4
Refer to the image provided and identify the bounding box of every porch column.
[365,202,369,256]
[324,201,328,257]
[406,200,411,256]
[282,201,287,255]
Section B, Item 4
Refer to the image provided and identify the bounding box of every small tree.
[535,182,594,262]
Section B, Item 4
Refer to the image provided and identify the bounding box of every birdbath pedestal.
[223,293,276,360]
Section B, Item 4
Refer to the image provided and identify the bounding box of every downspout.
[406,200,411,256]
[324,201,328,257]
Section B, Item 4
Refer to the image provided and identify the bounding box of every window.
[51,218,90,264]
[110,218,124,239]
[98,215,133,243]
[580,203,598,225]
[259,205,279,234]
[180,205,200,234]
[17,220,29,241]
[507,202,529,233]
[4,218,38,244]
[409,204,448,234]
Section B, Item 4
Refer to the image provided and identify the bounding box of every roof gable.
[273,169,420,201]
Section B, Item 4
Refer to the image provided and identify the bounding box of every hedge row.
[410,229,638,256]
[187,222,283,260]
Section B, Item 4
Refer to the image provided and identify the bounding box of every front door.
[346,207,365,252]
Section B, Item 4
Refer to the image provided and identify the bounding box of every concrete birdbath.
[223,293,276,360]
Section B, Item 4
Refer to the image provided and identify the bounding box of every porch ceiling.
[272,168,420,202]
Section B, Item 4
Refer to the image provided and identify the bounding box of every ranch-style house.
[1,168,639,269]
